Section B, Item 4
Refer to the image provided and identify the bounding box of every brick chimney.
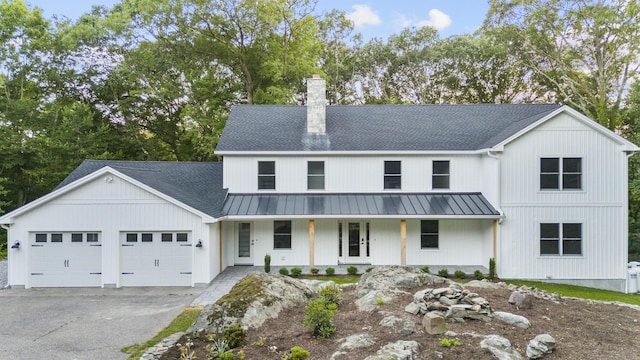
[306,74,326,134]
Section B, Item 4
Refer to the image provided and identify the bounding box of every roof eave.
[216,149,492,156]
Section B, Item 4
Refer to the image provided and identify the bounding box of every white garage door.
[120,231,192,286]
[30,232,102,287]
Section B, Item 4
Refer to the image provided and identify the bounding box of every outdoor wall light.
[10,241,20,249]
[195,240,203,248]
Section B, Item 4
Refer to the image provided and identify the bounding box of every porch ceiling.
[222,192,500,218]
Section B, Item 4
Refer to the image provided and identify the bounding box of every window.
[176,233,188,242]
[540,223,582,256]
[35,233,47,243]
[384,161,401,189]
[274,220,292,249]
[51,233,63,243]
[141,233,153,242]
[72,233,83,243]
[307,161,325,190]
[161,233,173,242]
[421,220,439,249]
[432,161,450,189]
[258,161,276,190]
[540,158,582,190]
[126,233,138,243]
[86,233,99,243]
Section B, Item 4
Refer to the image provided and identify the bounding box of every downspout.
[487,150,503,277]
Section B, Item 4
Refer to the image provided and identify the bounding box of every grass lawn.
[504,279,640,306]
[299,275,360,284]
[121,306,202,360]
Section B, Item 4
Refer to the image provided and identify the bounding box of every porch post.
[492,219,497,275]
[309,220,315,268]
[219,221,223,273]
[400,219,407,266]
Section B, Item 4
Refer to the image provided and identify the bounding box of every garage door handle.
[90,244,102,247]
[180,244,191,247]
[89,272,101,275]
[122,272,134,275]
[32,244,44,247]
[122,244,134,247]
[31,273,43,275]
[180,272,192,274]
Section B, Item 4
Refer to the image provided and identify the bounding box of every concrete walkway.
[191,264,487,306]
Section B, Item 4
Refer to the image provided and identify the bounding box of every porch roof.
[222,192,500,218]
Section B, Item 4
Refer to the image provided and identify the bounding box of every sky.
[26,0,490,40]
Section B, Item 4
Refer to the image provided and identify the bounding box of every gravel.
[0,259,7,289]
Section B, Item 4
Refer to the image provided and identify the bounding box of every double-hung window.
[274,220,292,249]
[384,161,401,189]
[540,158,582,190]
[307,161,325,190]
[432,160,450,189]
[420,220,439,249]
[258,161,276,190]
[540,223,582,256]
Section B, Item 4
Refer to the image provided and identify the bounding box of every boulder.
[380,315,416,335]
[465,280,502,289]
[509,291,533,310]
[405,302,421,315]
[338,333,376,351]
[493,311,531,329]
[526,334,556,359]
[365,340,420,360]
[480,335,523,360]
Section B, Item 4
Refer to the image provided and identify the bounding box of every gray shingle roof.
[216,104,562,152]
[56,160,226,218]
[223,193,499,217]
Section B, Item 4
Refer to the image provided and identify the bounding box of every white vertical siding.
[314,219,339,265]
[370,219,402,265]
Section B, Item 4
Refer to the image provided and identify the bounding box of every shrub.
[303,298,337,339]
[421,265,430,273]
[454,270,465,279]
[489,258,496,280]
[290,346,311,360]
[473,270,484,280]
[347,266,358,275]
[325,267,335,276]
[438,268,449,278]
[319,284,342,306]
[365,266,374,273]
[264,254,271,273]
[291,267,303,277]
[310,267,320,275]
[440,337,461,347]
[222,324,246,349]
[279,267,290,276]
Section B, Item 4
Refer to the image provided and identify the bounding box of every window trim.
[420,220,439,249]
[258,161,276,190]
[384,160,402,190]
[540,157,582,191]
[432,160,450,190]
[273,220,292,250]
[539,222,583,256]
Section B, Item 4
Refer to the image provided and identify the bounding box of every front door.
[340,221,370,264]
[235,222,253,264]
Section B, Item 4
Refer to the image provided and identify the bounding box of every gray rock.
[449,282,465,292]
[365,340,420,360]
[380,315,416,335]
[493,311,531,329]
[439,296,457,306]
[423,312,446,335]
[526,334,556,359]
[480,335,523,360]
[301,279,336,291]
[339,333,376,351]
[466,280,501,289]
[509,291,533,310]
[405,302,421,315]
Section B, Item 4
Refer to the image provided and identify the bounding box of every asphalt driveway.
[0,287,202,359]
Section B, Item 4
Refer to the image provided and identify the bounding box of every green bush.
[310,267,320,275]
[290,346,310,360]
[303,298,337,339]
[325,267,335,276]
[264,254,271,273]
[421,265,430,273]
[279,267,290,276]
[291,267,302,277]
[219,351,235,360]
[454,270,465,279]
[440,337,461,347]
[473,270,484,280]
[319,284,342,306]
[347,266,358,275]
[489,258,496,280]
[222,324,246,349]
[365,266,374,273]
[438,268,449,278]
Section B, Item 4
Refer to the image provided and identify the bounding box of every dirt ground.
[162,283,640,359]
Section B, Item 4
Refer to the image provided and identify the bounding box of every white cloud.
[347,4,382,27]
[392,13,412,29]
[416,9,452,30]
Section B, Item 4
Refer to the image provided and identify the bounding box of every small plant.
[454,270,466,279]
[279,267,290,276]
[489,257,496,280]
[219,351,235,360]
[347,265,358,275]
[179,338,197,360]
[222,324,247,349]
[366,266,374,273]
[375,296,385,305]
[237,349,246,360]
[473,270,485,280]
[303,298,337,339]
[291,267,303,277]
[438,268,449,278]
[290,346,311,360]
[206,339,229,359]
[264,254,271,273]
[325,267,335,276]
[421,265,430,273]
[206,333,216,342]
[310,267,320,275]
[319,284,342,306]
[440,337,462,347]
[255,337,265,346]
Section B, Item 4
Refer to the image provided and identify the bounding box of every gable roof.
[0,160,226,223]
[216,104,563,153]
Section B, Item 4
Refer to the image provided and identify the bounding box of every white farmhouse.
[1,76,636,292]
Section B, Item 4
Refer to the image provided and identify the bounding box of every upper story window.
[274,220,292,249]
[420,220,439,249]
[258,161,276,190]
[384,161,401,189]
[432,160,450,189]
[307,161,325,190]
[540,157,581,190]
[540,223,582,256]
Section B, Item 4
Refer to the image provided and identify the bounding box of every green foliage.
[207,339,229,358]
[310,267,320,275]
[219,351,235,360]
[365,267,374,273]
[264,254,271,273]
[325,267,335,276]
[290,346,310,360]
[375,297,385,305]
[505,280,640,306]
[222,324,246,349]
[489,258,496,280]
[279,267,290,276]
[303,298,337,339]
[346,266,358,275]
[438,269,449,278]
[290,267,302,277]
[473,270,485,280]
[440,337,461,347]
[421,266,430,273]
[454,270,466,279]
[318,284,342,306]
